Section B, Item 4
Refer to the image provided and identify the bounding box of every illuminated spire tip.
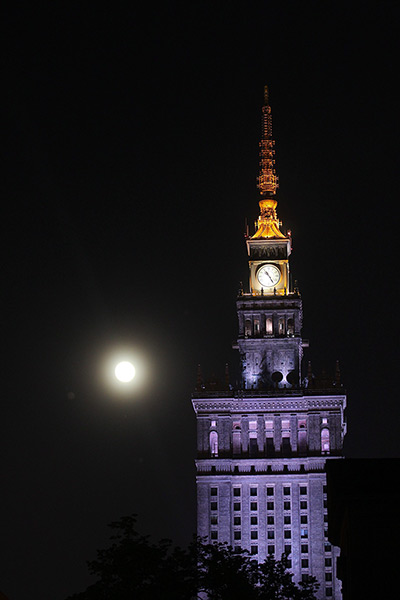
[257,85,279,197]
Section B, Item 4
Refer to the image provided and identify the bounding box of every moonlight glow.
[114,361,136,383]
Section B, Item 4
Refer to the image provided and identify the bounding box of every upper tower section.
[246,87,292,296]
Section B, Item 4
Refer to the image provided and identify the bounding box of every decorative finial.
[257,85,279,197]
[225,363,230,390]
[335,360,341,386]
[196,364,203,391]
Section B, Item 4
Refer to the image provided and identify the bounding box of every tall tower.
[192,87,347,600]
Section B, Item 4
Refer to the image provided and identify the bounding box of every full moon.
[114,361,136,383]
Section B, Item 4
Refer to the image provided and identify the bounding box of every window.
[325,543,331,552]
[249,438,258,455]
[281,420,291,454]
[254,318,260,335]
[210,431,218,457]
[251,530,258,539]
[284,516,291,525]
[300,486,307,495]
[267,530,275,539]
[211,516,218,525]
[266,486,274,496]
[278,317,285,335]
[266,317,273,335]
[298,419,307,454]
[284,544,291,555]
[265,421,275,456]
[232,423,241,456]
[267,501,274,510]
[325,558,332,567]
[321,428,330,453]
[268,545,275,555]
[284,530,291,539]
[284,501,291,510]
[251,516,258,525]
[249,421,258,456]
[301,515,308,524]
[251,545,258,555]
[210,502,218,511]
[210,531,218,540]
[326,588,333,597]
[210,487,218,496]
[234,502,241,511]
[287,318,294,335]
[250,487,257,496]
[234,516,241,526]
[245,319,252,336]
[250,502,258,511]
[211,420,217,427]
[234,531,241,540]
[233,487,241,497]
[300,501,307,510]
[283,486,291,496]
[266,438,274,454]
[267,516,274,525]
[325,573,332,582]
[301,529,308,539]
[301,544,308,554]
[301,559,309,568]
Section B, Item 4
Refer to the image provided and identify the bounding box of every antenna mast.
[257,85,279,197]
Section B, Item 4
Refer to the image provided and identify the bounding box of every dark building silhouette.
[326,458,400,599]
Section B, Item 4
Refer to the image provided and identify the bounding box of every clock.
[257,263,281,287]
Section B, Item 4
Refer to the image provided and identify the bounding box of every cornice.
[192,395,346,414]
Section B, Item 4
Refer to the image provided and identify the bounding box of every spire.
[252,86,286,240]
[257,85,278,198]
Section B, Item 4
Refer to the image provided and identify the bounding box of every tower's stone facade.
[192,87,346,599]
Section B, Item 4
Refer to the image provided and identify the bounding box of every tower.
[192,87,347,599]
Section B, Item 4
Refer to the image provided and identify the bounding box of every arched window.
[298,419,307,455]
[210,431,218,457]
[232,422,241,456]
[245,319,252,337]
[266,317,273,335]
[278,318,285,335]
[321,428,330,454]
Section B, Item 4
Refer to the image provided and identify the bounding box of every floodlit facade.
[192,87,346,599]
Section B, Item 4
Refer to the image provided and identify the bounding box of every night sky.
[3,3,399,599]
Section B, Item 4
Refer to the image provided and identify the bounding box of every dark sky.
[2,2,399,598]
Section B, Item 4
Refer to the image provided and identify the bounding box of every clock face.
[257,264,281,288]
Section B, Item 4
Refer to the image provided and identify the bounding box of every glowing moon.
[114,361,136,383]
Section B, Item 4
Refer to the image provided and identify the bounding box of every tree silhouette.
[66,515,319,600]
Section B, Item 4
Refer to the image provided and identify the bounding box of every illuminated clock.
[257,263,281,287]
